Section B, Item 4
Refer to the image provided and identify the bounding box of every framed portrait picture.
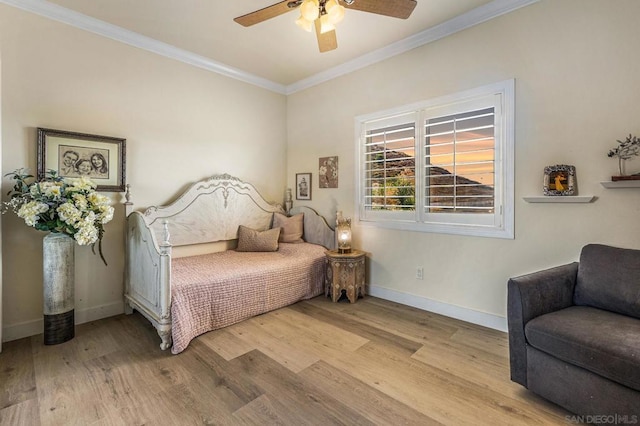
[37,128,126,192]
[296,173,312,200]
[319,156,338,188]
[543,164,576,196]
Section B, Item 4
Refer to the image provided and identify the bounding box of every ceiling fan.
[234,0,417,53]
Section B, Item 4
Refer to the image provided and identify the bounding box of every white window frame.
[355,79,514,239]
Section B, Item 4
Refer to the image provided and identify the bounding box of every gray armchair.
[507,244,640,419]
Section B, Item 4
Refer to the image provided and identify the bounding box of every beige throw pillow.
[273,212,304,243]
[236,225,280,252]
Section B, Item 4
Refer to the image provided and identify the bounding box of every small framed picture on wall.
[319,156,338,188]
[37,127,126,192]
[296,173,311,200]
[543,164,576,196]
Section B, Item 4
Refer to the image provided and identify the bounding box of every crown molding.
[285,0,539,94]
[0,0,287,94]
[0,0,538,95]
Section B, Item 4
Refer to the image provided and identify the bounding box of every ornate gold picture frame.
[543,164,575,196]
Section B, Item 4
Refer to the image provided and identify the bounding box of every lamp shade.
[319,13,335,34]
[326,0,345,24]
[336,211,352,253]
[300,0,319,21]
[295,15,313,32]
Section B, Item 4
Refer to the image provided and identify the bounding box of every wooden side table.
[325,249,366,303]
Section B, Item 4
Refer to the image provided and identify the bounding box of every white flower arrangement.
[2,169,114,265]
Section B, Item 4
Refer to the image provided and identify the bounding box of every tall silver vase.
[43,233,75,345]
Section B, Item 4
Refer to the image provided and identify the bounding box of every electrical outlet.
[416,267,424,280]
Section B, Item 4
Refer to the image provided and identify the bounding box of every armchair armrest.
[507,262,578,386]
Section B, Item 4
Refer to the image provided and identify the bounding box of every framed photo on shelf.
[296,173,311,200]
[543,164,576,196]
[37,128,126,192]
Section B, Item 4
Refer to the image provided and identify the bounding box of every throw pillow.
[272,212,304,243]
[236,225,280,252]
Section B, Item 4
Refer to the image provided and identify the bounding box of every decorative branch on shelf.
[608,134,640,177]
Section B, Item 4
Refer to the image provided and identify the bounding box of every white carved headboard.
[126,173,336,250]
[140,174,284,247]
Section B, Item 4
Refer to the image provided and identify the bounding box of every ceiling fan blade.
[315,19,338,53]
[234,1,298,27]
[343,0,417,19]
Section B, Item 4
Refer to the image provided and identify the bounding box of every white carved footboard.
[290,206,336,250]
[125,212,173,349]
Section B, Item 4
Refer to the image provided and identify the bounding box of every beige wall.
[0,5,287,340]
[3,0,640,341]
[287,0,640,327]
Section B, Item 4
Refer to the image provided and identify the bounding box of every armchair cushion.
[525,305,640,392]
[575,244,640,319]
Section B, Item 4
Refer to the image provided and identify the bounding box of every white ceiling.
[2,0,537,93]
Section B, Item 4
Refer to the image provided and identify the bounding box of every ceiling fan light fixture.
[295,14,313,32]
[300,0,320,21]
[319,13,335,34]
[235,0,417,53]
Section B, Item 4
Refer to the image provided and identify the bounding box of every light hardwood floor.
[0,296,571,425]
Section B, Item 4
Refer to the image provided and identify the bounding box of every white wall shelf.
[523,196,595,203]
[600,181,640,188]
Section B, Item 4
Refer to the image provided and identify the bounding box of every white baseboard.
[368,285,508,332]
[2,290,507,342]
[1,301,124,343]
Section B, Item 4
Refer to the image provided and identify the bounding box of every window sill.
[522,196,595,203]
[358,217,514,239]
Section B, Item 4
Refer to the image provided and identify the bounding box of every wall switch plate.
[416,267,424,280]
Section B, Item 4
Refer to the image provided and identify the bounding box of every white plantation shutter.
[357,80,514,239]
[363,117,416,212]
[424,108,495,213]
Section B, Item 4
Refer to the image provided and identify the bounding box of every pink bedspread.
[170,242,326,354]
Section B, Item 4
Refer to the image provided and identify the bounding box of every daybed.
[124,174,335,354]
[507,244,640,419]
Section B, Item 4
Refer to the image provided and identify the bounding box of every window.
[356,80,514,239]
